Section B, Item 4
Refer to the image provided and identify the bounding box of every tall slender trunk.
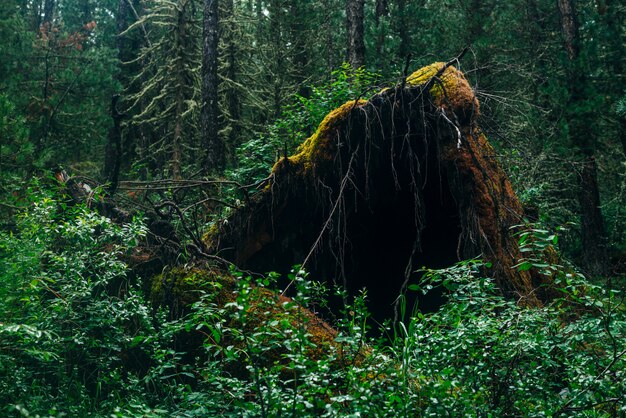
[526,0,543,104]
[374,0,387,62]
[346,0,365,69]
[104,96,123,192]
[80,0,92,24]
[290,0,308,97]
[202,0,223,172]
[578,157,608,275]
[32,0,42,32]
[42,0,54,27]
[322,0,334,72]
[598,0,625,156]
[172,0,192,179]
[467,0,484,45]
[268,0,283,118]
[104,0,129,193]
[557,0,608,275]
[396,0,409,59]
[172,94,184,180]
[375,0,387,28]
[224,0,240,151]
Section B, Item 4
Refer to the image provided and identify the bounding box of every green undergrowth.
[1,187,625,416]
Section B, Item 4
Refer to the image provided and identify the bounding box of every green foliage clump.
[156,259,626,416]
[229,64,379,185]
[399,259,626,416]
[159,271,411,416]
[0,187,155,416]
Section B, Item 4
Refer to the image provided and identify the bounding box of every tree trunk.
[104,96,123,193]
[557,0,608,275]
[346,0,365,69]
[172,96,184,180]
[396,0,409,59]
[598,0,626,156]
[42,0,54,27]
[322,0,335,72]
[104,0,129,193]
[31,0,42,31]
[374,0,387,61]
[223,0,240,151]
[467,0,485,45]
[202,0,223,173]
[172,0,192,180]
[290,0,308,97]
[269,0,282,117]
[525,0,543,103]
[557,0,578,60]
[578,156,608,275]
[80,0,92,24]
[375,0,387,26]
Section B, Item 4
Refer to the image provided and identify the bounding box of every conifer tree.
[124,0,201,179]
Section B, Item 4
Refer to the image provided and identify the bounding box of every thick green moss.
[272,99,367,176]
[151,267,230,309]
[270,63,478,179]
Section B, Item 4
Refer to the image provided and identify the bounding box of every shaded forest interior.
[1,0,626,414]
[1,0,623,279]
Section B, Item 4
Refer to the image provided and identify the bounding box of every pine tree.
[124,0,201,179]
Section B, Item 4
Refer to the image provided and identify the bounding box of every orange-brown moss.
[407,62,479,124]
[440,130,539,306]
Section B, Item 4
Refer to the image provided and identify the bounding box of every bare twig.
[438,107,462,149]
[151,200,233,268]
[281,145,359,296]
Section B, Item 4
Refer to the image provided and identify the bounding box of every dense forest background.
[1,0,625,415]
[1,0,624,267]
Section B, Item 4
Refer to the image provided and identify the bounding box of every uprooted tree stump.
[206,62,549,323]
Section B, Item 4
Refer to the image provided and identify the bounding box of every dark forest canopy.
[0,0,625,415]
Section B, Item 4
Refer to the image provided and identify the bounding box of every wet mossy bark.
[207,63,545,323]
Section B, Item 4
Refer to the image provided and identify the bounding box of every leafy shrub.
[228,64,380,185]
[163,271,410,417]
[0,187,155,415]
[401,259,626,416]
[151,260,626,416]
